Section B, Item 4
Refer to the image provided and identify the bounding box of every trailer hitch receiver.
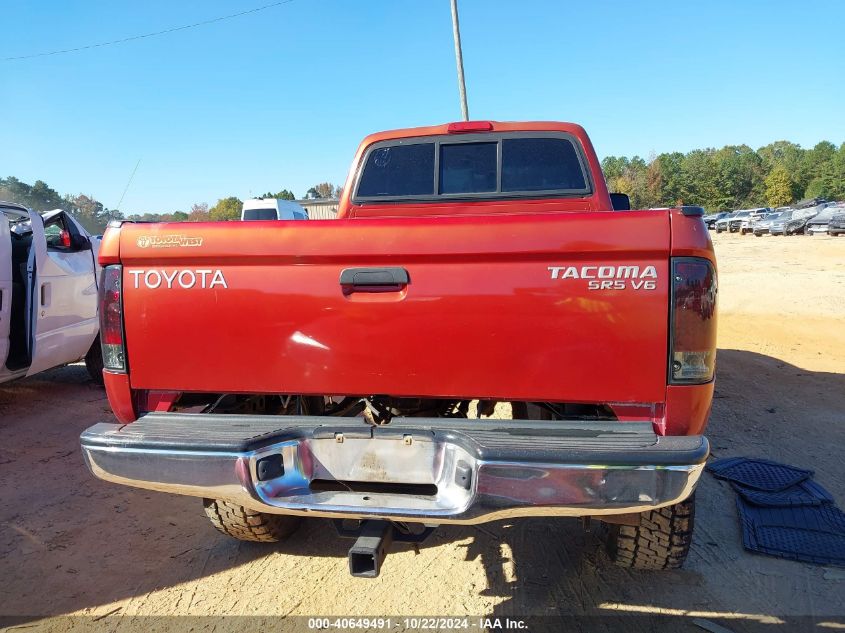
[348,520,394,578]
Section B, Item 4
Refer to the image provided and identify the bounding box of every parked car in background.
[805,204,842,235]
[704,211,729,229]
[1,202,103,385]
[793,202,828,226]
[754,210,788,236]
[715,212,737,233]
[770,209,809,236]
[828,210,845,236]
[727,210,752,233]
[241,198,308,221]
[739,208,771,234]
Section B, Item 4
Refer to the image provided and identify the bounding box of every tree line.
[0,176,123,234]
[602,140,844,211]
[0,178,342,229]
[201,182,342,221]
[5,139,842,231]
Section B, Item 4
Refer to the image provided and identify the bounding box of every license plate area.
[248,436,477,515]
[308,436,440,485]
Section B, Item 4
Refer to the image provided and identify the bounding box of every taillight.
[669,257,717,384]
[99,265,127,372]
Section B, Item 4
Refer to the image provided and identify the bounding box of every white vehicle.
[1,202,102,385]
[740,207,771,234]
[241,198,308,221]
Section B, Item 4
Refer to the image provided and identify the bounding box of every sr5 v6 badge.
[548,265,657,290]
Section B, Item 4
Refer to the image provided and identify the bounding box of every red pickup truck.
[81,121,717,577]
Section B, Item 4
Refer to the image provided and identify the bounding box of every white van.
[241,198,308,221]
[1,202,103,385]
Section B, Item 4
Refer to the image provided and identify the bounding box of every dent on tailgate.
[119,212,671,404]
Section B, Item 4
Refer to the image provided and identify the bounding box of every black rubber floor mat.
[706,456,813,491]
[734,479,835,508]
[737,497,845,566]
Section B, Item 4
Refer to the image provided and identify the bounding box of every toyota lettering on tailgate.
[548,265,657,290]
[130,269,228,289]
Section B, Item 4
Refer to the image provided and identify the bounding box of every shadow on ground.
[1,351,843,632]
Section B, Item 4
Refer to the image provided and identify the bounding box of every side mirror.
[610,193,630,211]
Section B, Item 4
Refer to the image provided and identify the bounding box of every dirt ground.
[1,232,843,631]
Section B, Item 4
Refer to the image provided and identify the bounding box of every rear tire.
[603,496,695,570]
[203,499,301,543]
[85,336,104,385]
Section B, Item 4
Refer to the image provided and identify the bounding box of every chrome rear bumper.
[81,414,708,525]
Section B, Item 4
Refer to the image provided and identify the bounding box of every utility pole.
[450,0,469,121]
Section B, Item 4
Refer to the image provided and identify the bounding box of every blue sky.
[2,0,843,214]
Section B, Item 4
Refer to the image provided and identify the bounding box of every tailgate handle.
[340,267,409,288]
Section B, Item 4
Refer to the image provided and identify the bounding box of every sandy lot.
[1,232,843,631]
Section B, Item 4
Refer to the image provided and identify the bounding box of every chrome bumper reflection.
[81,428,706,525]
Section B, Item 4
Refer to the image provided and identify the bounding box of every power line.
[2,1,294,62]
[115,159,141,212]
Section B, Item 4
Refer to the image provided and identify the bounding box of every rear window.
[243,208,278,220]
[502,138,586,191]
[357,143,435,197]
[355,132,589,200]
[439,142,497,194]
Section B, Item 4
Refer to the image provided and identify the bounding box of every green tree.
[804,142,845,199]
[712,145,764,210]
[0,176,68,212]
[654,152,686,205]
[799,141,837,188]
[601,156,630,183]
[28,180,65,210]
[260,189,295,200]
[682,149,721,209]
[765,165,794,207]
[209,197,242,221]
[758,141,805,200]
[620,156,649,208]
